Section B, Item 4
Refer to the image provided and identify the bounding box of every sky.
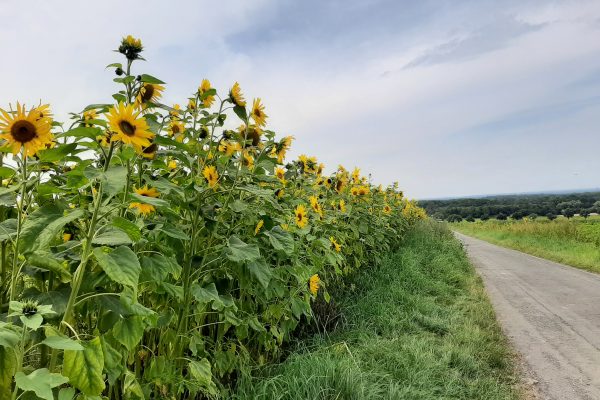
[1,0,599,199]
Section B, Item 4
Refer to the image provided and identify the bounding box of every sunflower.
[329,237,342,252]
[106,102,154,149]
[198,79,215,108]
[299,154,318,174]
[202,165,219,188]
[251,98,268,127]
[352,167,360,183]
[218,141,241,156]
[272,135,294,163]
[135,83,165,109]
[275,167,286,182]
[254,220,264,235]
[338,199,346,213]
[119,35,143,60]
[309,274,320,295]
[229,82,246,107]
[188,98,197,111]
[275,188,285,199]
[129,186,160,216]
[170,104,181,118]
[168,120,185,138]
[309,195,322,216]
[383,204,392,214]
[295,204,308,228]
[237,124,262,147]
[242,150,255,169]
[63,233,72,242]
[0,102,54,157]
[167,160,177,170]
[140,142,157,159]
[82,109,97,127]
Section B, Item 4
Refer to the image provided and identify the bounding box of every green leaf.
[0,324,20,348]
[111,216,141,242]
[41,335,83,351]
[158,224,190,240]
[247,259,272,289]
[27,251,71,283]
[123,370,144,399]
[112,315,144,351]
[104,165,128,200]
[92,229,133,246]
[130,192,169,208]
[225,236,260,263]
[0,218,17,241]
[139,74,165,84]
[233,105,247,121]
[191,283,221,306]
[58,387,76,400]
[14,368,69,400]
[93,246,141,288]
[20,313,44,330]
[20,205,85,254]
[0,166,15,179]
[100,335,123,386]
[265,226,295,255]
[37,143,82,162]
[63,337,105,396]
[0,346,16,400]
[189,359,218,395]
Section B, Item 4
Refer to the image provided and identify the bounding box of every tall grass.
[232,221,521,399]
[453,217,600,273]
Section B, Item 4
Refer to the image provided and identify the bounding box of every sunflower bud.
[118,35,143,61]
[115,67,124,76]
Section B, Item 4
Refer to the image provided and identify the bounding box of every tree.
[496,212,507,221]
[511,210,526,220]
[447,214,463,222]
[546,213,557,221]
[465,215,475,222]
[580,209,591,219]
[528,213,538,220]
[480,213,490,221]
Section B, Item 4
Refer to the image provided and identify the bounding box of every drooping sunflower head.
[229,82,246,107]
[198,79,215,108]
[119,35,143,60]
[251,98,268,127]
[0,102,54,157]
[237,124,262,147]
[199,125,210,140]
[129,185,159,216]
[309,274,320,295]
[338,199,346,213]
[295,204,308,228]
[254,220,264,235]
[188,98,197,111]
[136,83,165,109]
[202,165,219,188]
[352,167,361,183]
[170,104,181,119]
[106,102,154,149]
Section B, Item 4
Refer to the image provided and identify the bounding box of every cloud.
[0,0,598,198]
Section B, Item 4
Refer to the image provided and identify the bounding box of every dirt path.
[455,232,600,400]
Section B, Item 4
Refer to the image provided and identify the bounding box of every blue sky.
[1,0,599,198]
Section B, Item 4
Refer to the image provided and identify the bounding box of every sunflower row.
[0,35,425,399]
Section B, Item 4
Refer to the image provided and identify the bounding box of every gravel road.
[455,232,600,400]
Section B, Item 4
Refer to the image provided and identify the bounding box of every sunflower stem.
[49,142,115,370]
[8,151,28,311]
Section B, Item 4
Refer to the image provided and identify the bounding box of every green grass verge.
[453,220,600,274]
[232,220,520,400]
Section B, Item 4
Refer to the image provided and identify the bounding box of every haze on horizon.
[0,0,598,199]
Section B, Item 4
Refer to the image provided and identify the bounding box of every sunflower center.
[119,120,136,136]
[172,125,180,134]
[11,120,37,143]
[141,85,155,102]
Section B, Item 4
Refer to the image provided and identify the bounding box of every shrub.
[0,36,425,399]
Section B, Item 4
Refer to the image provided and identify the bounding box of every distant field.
[452,216,600,273]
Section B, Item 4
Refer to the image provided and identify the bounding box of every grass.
[453,217,600,274]
[232,220,521,400]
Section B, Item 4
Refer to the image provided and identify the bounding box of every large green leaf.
[63,337,105,396]
[123,370,144,399]
[225,236,260,263]
[41,335,83,351]
[111,216,141,242]
[112,315,144,351]
[27,251,71,283]
[92,228,133,246]
[20,205,85,253]
[0,218,17,241]
[100,335,123,386]
[37,143,82,162]
[189,359,218,396]
[247,259,272,289]
[265,226,295,255]
[93,246,141,288]
[14,368,69,400]
[104,165,128,200]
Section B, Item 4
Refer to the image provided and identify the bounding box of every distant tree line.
[419,192,600,222]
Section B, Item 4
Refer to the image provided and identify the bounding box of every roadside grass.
[453,218,600,274]
[232,220,521,400]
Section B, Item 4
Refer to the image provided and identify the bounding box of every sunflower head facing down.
[329,237,342,252]
[295,204,308,228]
[229,82,246,107]
[136,83,165,109]
[309,274,320,295]
[129,185,160,216]
[0,102,54,157]
[106,102,154,149]
[251,98,268,127]
[198,79,215,108]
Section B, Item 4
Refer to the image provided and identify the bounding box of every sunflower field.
[0,36,425,400]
